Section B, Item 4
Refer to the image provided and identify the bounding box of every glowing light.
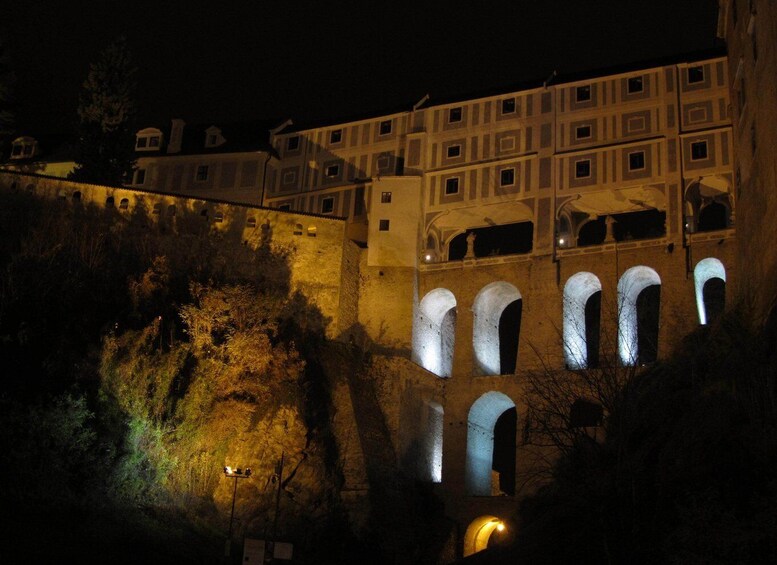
[563,272,602,370]
[693,257,726,325]
[464,515,506,556]
[465,391,516,495]
[413,288,457,377]
[224,466,233,475]
[425,254,432,261]
[472,282,521,375]
[496,522,506,532]
[618,266,661,366]
[558,238,565,245]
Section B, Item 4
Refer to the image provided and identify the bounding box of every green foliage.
[70,36,137,185]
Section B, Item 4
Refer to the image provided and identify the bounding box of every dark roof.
[0,132,76,164]
[275,47,727,135]
[137,119,276,157]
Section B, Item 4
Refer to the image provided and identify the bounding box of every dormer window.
[10,137,37,159]
[204,126,225,148]
[135,128,163,151]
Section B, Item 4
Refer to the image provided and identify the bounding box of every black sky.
[5,0,720,134]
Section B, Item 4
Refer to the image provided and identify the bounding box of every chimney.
[167,119,186,154]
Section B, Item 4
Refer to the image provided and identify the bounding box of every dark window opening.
[149,136,160,148]
[697,202,728,231]
[379,219,390,231]
[628,76,644,93]
[286,136,300,151]
[330,129,342,144]
[119,198,129,210]
[354,187,365,215]
[278,204,291,211]
[499,300,522,375]
[379,120,392,135]
[492,407,516,496]
[445,177,460,195]
[575,160,591,178]
[72,191,81,201]
[106,196,115,206]
[629,151,645,171]
[687,66,705,84]
[691,141,708,161]
[381,191,392,203]
[501,98,516,114]
[703,278,726,324]
[325,164,339,178]
[449,107,462,123]
[247,217,257,228]
[613,209,666,241]
[500,168,515,186]
[447,145,461,158]
[636,285,661,364]
[585,291,601,368]
[196,165,209,181]
[448,221,533,260]
[321,197,334,214]
[576,85,591,102]
[576,125,591,139]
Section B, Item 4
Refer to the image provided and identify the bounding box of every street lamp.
[224,465,252,558]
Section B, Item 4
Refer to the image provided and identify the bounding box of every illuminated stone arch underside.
[413,288,457,377]
[563,272,602,369]
[472,282,522,375]
[463,515,505,557]
[617,266,661,366]
[694,257,726,325]
[465,391,516,496]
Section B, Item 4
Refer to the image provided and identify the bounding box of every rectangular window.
[377,154,391,171]
[149,136,160,148]
[22,144,34,156]
[207,134,218,146]
[690,141,708,161]
[446,144,461,158]
[278,204,291,211]
[628,151,645,171]
[379,219,390,231]
[381,191,392,203]
[321,197,334,214]
[448,107,462,123]
[135,169,147,185]
[575,125,592,140]
[575,159,591,178]
[501,98,516,114]
[325,164,340,178]
[379,120,392,135]
[195,165,209,181]
[627,76,643,93]
[287,136,300,151]
[136,137,148,149]
[11,144,22,156]
[576,85,591,102]
[445,177,460,195]
[330,129,342,144]
[687,66,704,84]
[500,168,515,186]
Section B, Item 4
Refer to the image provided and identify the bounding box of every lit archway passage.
[563,272,602,369]
[413,288,457,377]
[473,282,522,375]
[618,266,661,366]
[463,515,507,557]
[465,391,516,496]
[694,258,726,325]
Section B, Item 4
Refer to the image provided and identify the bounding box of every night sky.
[6,0,720,134]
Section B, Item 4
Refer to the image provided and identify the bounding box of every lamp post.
[224,465,252,559]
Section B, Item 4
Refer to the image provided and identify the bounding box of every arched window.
[413,288,457,377]
[473,282,522,375]
[72,191,81,201]
[106,196,115,207]
[465,391,516,496]
[119,198,129,210]
[563,272,602,369]
[694,258,726,325]
[618,266,661,366]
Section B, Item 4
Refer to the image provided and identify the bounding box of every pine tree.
[70,36,137,185]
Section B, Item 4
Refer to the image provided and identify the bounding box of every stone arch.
[463,515,507,557]
[465,391,516,496]
[413,288,457,377]
[618,266,661,366]
[473,282,522,375]
[563,272,603,369]
[684,176,732,232]
[694,258,726,325]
